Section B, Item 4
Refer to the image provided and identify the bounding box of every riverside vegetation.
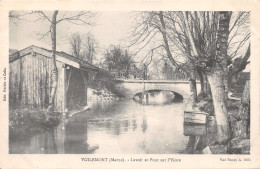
[195,73,250,154]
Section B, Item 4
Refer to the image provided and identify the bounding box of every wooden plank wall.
[55,61,65,112]
[9,52,66,112]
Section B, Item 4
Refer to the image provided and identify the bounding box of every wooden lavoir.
[9,45,99,112]
[184,111,208,125]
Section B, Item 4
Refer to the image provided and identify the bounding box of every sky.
[9,11,250,72]
[9,11,165,76]
[10,11,134,55]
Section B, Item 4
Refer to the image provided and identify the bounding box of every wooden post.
[81,70,88,106]
[62,64,67,113]
[65,67,72,93]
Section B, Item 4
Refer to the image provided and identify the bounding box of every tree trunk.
[217,12,231,101]
[49,10,59,110]
[223,73,229,100]
[189,69,197,107]
[207,12,232,143]
[205,75,212,100]
[208,72,230,142]
[197,68,206,98]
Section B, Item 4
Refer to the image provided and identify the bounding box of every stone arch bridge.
[114,79,200,98]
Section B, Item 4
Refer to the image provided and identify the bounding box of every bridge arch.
[133,86,189,99]
[134,89,184,102]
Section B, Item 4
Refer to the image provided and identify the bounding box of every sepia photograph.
[8,10,251,155]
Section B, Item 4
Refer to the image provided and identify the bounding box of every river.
[9,98,190,154]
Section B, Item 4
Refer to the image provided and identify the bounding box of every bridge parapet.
[114,79,199,83]
[114,79,200,99]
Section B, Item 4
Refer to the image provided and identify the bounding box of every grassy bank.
[9,106,61,142]
[89,69,125,98]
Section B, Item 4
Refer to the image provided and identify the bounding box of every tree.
[129,11,250,144]
[162,60,188,80]
[82,32,98,64]
[167,11,250,99]
[49,11,59,108]
[162,61,173,80]
[104,45,133,78]
[206,12,232,142]
[129,11,198,105]
[69,32,82,58]
[130,11,249,100]
[177,11,249,142]
[162,11,232,142]
[10,11,97,109]
[69,32,98,64]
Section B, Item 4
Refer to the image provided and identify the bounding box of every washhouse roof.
[9,45,99,71]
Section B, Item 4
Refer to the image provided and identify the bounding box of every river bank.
[9,106,61,144]
[193,92,250,154]
[9,88,118,143]
[9,74,122,147]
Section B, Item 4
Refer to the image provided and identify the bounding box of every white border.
[0,0,259,168]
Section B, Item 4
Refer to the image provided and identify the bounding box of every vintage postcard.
[0,0,260,168]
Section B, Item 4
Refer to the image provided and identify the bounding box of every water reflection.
[10,128,58,154]
[133,90,183,105]
[10,99,190,154]
[64,115,99,154]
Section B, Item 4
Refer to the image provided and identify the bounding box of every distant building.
[110,68,127,79]
[110,64,144,80]
[9,45,99,112]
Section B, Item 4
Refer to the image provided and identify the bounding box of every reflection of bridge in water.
[114,79,200,99]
